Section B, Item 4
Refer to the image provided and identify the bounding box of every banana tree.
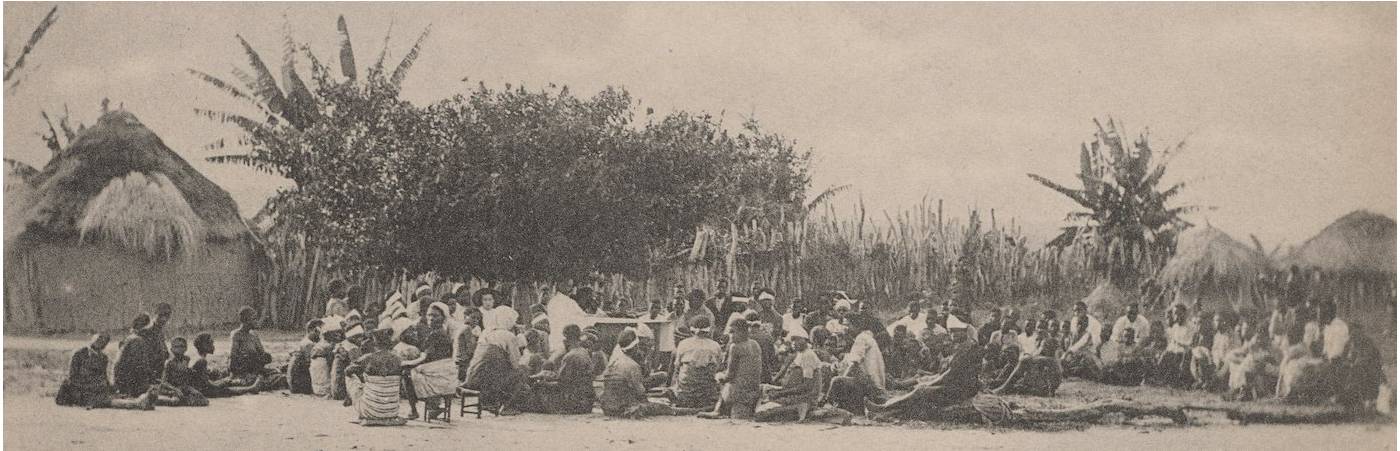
[1028,118,1199,292]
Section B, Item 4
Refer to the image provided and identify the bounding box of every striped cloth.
[348,375,404,426]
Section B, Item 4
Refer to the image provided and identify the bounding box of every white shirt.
[1111,315,1151,343]
[1016,332,1039,357]
[1069,315,1104,352]
[886,314,928,337]
[825,318,849,336]
[842,330,886,390]
[1165,324,1192,353]
[1322,318,1350,360]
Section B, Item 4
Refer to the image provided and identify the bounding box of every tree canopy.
[194,16,811,282]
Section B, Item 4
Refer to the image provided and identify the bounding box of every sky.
[4,2,1395,249]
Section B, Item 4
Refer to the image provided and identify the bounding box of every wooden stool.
[458,388,485,419]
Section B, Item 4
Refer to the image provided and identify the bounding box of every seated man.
[755,328,826,422]
[1099,328,1150,386]
[287,319,323,395]
[600,329,700,418]
[311,320,342,397]
[1061,302,1103,380]
[865,320,982,420]
[522,324,595,414]
[113,313,159,397]
[56,333,155,410]
[699,318,765,420]
[826,318,888,415]
[229,306,284,388]
[346,328,408,426]
[1223,318,1278,401]
[991,319,1062,396]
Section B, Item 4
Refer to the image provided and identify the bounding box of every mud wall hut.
[4,111,265,333]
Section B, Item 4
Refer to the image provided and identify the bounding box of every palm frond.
[235,34,289,116]
[4,6,58,85]
[1028,173,1095,209]
[336,15,357,81]
[390,24,431,87]
[805,183,851,214]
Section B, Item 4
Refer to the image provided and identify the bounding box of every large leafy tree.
[1028,118,1198,289]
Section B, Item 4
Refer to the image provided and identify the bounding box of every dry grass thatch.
[8,110,252,258]
[77,171,205,259]
[1158,225,1271,286]
[1288,210,1396,274]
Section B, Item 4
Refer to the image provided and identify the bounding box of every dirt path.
[4,394,1394,450]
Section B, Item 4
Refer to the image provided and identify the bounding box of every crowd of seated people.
[58,278,1388,424]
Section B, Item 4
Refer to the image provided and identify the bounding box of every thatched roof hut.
[1286,210,1396,365]
[1158,225,1272,310]
[4,111,265,332]
[1287,210,1396,275]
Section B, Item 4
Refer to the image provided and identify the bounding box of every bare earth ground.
[5,333,1396,450]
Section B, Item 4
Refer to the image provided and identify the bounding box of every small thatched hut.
[1158,225,1272,311]
[5,111,265,332]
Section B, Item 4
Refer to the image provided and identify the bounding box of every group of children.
[56,304,276,411]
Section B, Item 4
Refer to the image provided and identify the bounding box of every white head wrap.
[386,292,404,307]
[414,285,432,297]
[634,321,654,340]
[758,292,776,302]
[786,326,810,341]
[491,306,519,331]
[834,299,854,311]
[947,316,970,330]
[344,322,365,339]
[429,302,451,319]
[320,316,345,333]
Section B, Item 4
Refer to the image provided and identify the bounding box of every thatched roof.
[5,159,40,240]
[7,111,252,258]
[1158,225,1271,286]
[1287,210,1396,274]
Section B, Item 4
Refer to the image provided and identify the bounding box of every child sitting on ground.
[156,337,209,407]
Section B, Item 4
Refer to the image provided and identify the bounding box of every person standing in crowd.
[57,333,155,410]
[147,303,174,375]
[325,280,350,318]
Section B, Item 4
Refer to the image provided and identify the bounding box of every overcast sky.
[4,2,1395,248]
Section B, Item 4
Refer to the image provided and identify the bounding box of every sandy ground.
[5,332,1396,450]
[4,395,1395,451]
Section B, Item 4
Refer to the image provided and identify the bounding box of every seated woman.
[346,328,408,426]
[407,303,458,420]
[56,333,155,410]
[310,320,342,398]
[332,321,367,403]
[1150,304,1194,389]
[865,322,982,420]
[600,329,700,418]
[154,337,208,407]
[755,328,826,422]
[189,333,263,398]
[228,306,285,389]
[287,319,322,395]
[464,306,531,415]
[672,316,723,409]
[990,319,1062,396]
